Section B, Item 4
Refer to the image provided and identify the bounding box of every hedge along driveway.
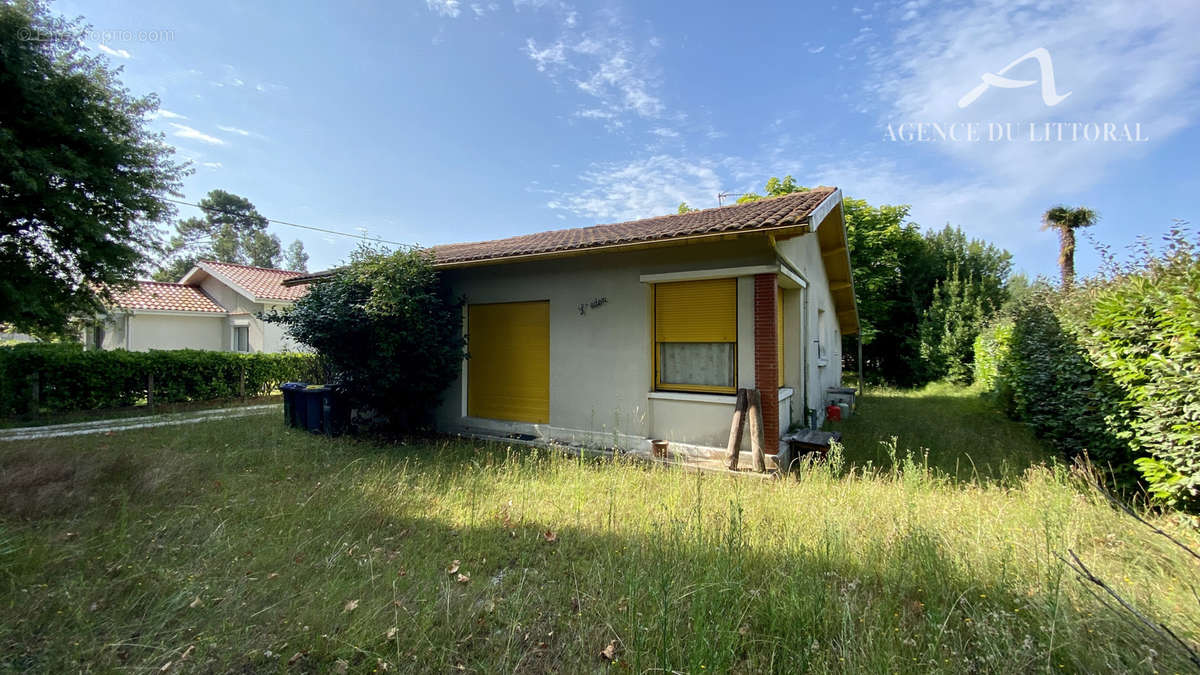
[0,343,321,416]
[0,404,279,442]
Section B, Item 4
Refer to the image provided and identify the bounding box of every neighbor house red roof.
[110,281,226,313]
[196,260,308,301]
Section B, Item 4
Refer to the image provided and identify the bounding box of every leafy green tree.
[154,189,307,280]
[841,197,929,385]
[1042,205,1098,289]
[264,245,465,430]
[737,174,806,203]
[0,1,187,336]
[739,176,1013,386]
[677,202,697,214]
[918,265,987,383]
[283,240,309,272]
[916,225,1011,312]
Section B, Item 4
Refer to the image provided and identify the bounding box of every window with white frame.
[653,278,737,393]
[233,325,249,352]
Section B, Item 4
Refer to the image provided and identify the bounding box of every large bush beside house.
[264,245,465,430]
[974,231,1200,506]
[0,342,320,415]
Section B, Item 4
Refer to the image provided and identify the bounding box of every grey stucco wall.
[775,230,844,426]
[435,234,836,450]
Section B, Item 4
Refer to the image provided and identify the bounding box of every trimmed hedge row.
[974,236,1200,506]
[0,343,322,416]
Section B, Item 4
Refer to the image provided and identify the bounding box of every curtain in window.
[654,278,737,393]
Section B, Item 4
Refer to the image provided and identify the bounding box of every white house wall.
[127,314,225,351]
[197,276,296,353]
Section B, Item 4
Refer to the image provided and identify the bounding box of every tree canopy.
[0,1,187,336]
[153,189,308,281]
[740,176,1014,386]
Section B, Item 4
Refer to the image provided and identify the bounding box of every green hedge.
[0,343,322,416]
[974,236,1200,506]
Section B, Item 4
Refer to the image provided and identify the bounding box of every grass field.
[829,382,1050,482]
[1,387,1198,673]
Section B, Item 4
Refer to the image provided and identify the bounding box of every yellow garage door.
[468,301,550,423]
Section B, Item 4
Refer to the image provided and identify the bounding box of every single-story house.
[287,187,858,457]
[83,260,308,353]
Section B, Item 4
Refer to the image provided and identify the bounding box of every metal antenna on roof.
[717,192,747,207]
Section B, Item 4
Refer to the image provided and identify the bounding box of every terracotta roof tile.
[198,260,308,301]
[111,282,226,313]
[284,188,838,285]
[430,187,836,265]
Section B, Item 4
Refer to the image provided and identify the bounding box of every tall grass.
[0,407,1197,672]
[830,382,1050,483]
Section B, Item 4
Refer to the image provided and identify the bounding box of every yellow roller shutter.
[468,301,550,424]
[654,278,737,343]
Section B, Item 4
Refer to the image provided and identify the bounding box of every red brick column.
[753,273,779,444]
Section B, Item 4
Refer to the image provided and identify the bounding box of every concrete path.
[0,404,280,442]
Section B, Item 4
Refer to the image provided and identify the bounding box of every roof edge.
[283,221,814,286]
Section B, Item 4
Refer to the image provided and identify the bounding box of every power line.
[164,197,413,247]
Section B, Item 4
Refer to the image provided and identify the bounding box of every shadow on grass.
[0,427,1193,673]
[826,384,1052,484]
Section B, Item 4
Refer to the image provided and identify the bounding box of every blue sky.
[62,0,1200,278]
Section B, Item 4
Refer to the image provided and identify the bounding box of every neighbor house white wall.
[197,276,296,353]
[126,313,225,351]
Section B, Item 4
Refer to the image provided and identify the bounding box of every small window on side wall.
[233,326,249,352]
[654,278,737,394]
[817,308,828,362]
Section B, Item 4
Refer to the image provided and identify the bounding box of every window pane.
[235,327,248,352]
[658,342,734,388]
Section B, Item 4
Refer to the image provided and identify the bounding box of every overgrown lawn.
[1,395,1197,672]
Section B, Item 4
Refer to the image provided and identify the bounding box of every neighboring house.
[83,261,308,353]
[287,188,858,456]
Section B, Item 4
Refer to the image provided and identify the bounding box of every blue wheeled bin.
[301,384,329,433]
[280,382,307,428]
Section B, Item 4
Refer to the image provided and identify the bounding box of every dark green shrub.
[975,232,1200,506]
[0,342,320,416]
[264,245,465,430]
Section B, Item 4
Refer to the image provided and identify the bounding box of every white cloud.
[650,127,679,138]
[524,38,566,72]
[201,162,223,169]
[521,10,666,127]
[97,44,131,59]
[426,0,462,18]
[546,155,725,222]
[865,0,1200,191]
[216,125,252,136]
[808,45,825,54]
[169,123,226,146]
[573,43,663,119]
[148,109,187,120]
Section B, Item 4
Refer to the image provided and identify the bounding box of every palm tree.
[1041,205,1098,289]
